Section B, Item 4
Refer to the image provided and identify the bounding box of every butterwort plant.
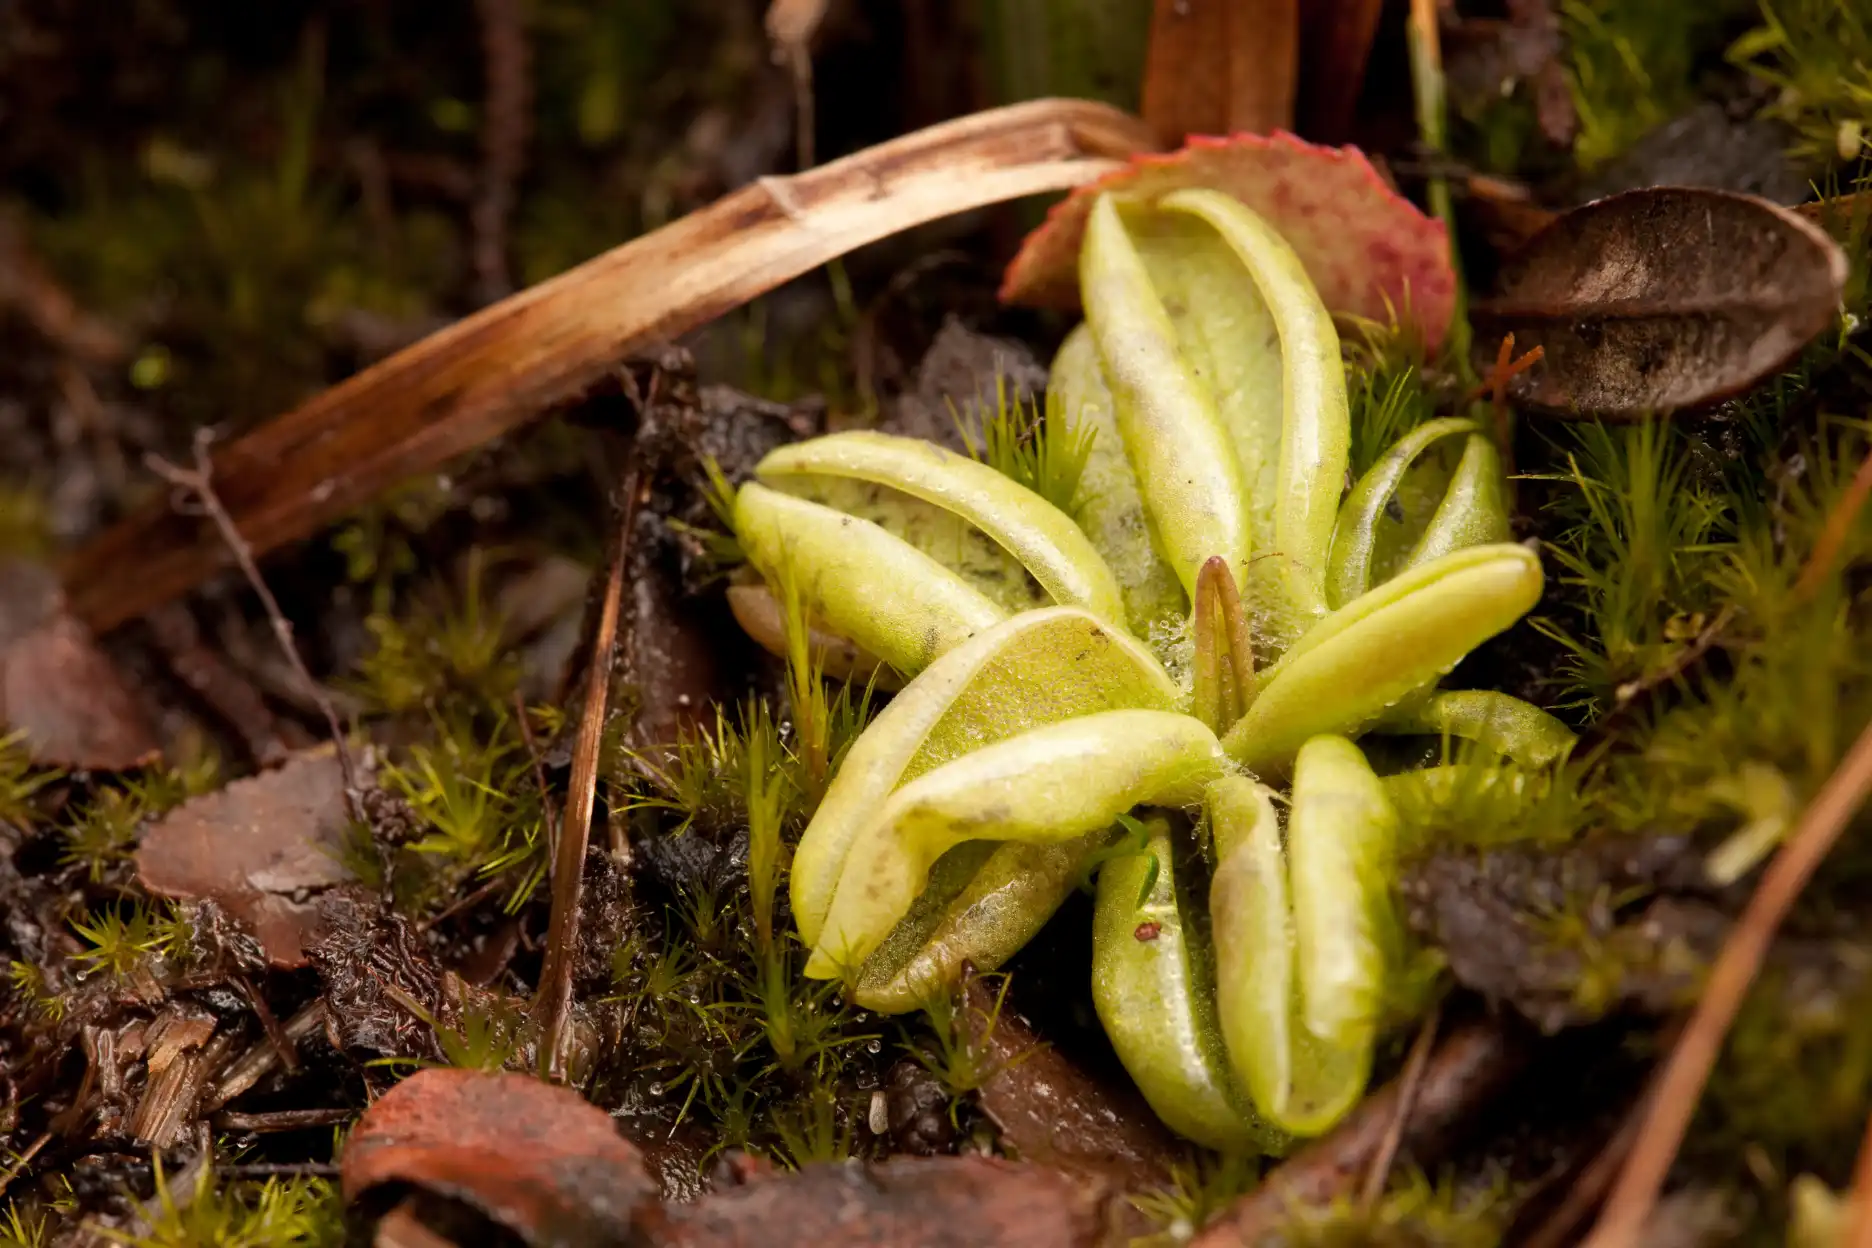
[719,159,1572,1147]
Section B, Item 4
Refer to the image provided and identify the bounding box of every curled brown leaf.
[1472,187,1850,418]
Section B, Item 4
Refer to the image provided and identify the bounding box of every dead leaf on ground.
[999,132,1458,351]
[642,1155,1120,1248]
[136,747,361,967]
[1473,187,1850,417]
[342,1066,658,1247]
[343,1067,1121,1248]
[1141,0,1298,144]
[962,977,1183,1191]
[0,557,159,770]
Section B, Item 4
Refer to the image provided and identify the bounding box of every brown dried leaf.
[999,133,1459,351]
[63,100,1157,634]
[342,1067,658,1246]
[136,748,360,967]
[0,557,159,770]
[643,1155,1120,1248]
[1472,187,1850,417]
[963,977,1183,1190]
[1142,0,1298,144]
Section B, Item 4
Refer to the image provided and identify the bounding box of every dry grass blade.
[532,462,641,1080]
[61,99,1156,634]
[1584,716,1872,1246]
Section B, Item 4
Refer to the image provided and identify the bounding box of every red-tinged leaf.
[137,748,361,967]
[1472,187,1851,418]
[343,1067,658,1246]
[0,557,159,771]
[999,132,1458,351]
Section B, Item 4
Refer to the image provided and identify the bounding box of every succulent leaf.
[805,708,1231,978]
[1371,689,1578,767]
[757,430,1127,624]
[1081,194,1254,603]
[1093,814,1283,1152]
[790,607,1178,948]
[1224,544,1545,774]
[734,482,1005,677]
[1049,324,1189,641]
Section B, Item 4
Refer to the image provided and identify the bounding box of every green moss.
[69,901,193,980]
[1562,0,1757,169]
[0,731,61,829]
[956,385,1097,518]
[1731,0,1872,166]
[1271,1170,1513,1248]
[348,551,518,718]
[110,1162,342,1248]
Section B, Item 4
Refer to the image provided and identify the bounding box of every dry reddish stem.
[1193,1022,1528,1245]
[533,461,642,1080]
[62,100,1152,635]
[1585,717,1872,1246]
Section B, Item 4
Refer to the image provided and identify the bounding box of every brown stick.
[235,973,300,1075]
[1358,1002,1440,1212]
[61,100,1155,635]
[1585,716,1872,1246]
[1192,1022,1528,1245]
[145,432,364,820]
[532,460,641,1080]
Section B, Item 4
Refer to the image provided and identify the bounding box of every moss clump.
[1731,0,1872,165]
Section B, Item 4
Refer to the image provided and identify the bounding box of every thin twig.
[416,876,504,934]
[234,973,300,1075]
[1192,1022,1529,1246]
[1585,716,1872,1246]
[766,0,826,171]
[146,431,364,822]
[0,1131,50,1199]
[1578,603,1738,761]
[214,1109,353,1134]
[533,457,642,1080]
[1359,1002,1441,1212]
[471,0,529,304]
[217,1161,342,1178]
[514,688,560,856]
